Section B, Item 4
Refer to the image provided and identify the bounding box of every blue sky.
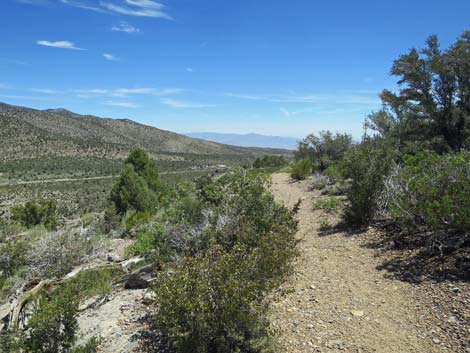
[1,0,469,138]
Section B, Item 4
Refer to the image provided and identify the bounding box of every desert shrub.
[318,217,333,232]
[125,211,152,232]
[389,151,470,232]
[0,239,28,277]
[290,159,312,180]
[175,195,204,225]
[110,149,162,215]
[154,238,296,353]
[66,267,122,299]
[12,199,58,230]
[323,165,342,182]
[253,155,287,169]
[340,140,394,225]
[312,197,342,213]
[152,170,298,353]
[101,206,121,234]
[195,175,224,205]
[25,283,80,353]
[28,230,103,278]
[295,131,353,171]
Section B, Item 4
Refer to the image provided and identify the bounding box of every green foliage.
[125,211,152,232]
[66,267,122,299]
[340,139,394,225]
[253,155,287,169]
[295,131,353,171]
[290,159,312,180]
[0,239,28,277]
[25,284,80,353]
[110,149,161,215]
[12,199,58,230]
[367,32,470,152]
[195,175,224,205]
[318,217,333,232]
[390,151,470,232]
[312,197,342,213]
[152,169,298,353]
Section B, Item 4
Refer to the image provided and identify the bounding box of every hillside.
[0,102,288,162]
[186,132,299,150]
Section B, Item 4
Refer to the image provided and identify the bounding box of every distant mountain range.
[186,132,299,150]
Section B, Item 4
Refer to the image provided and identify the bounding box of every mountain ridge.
[0,102,290,162]
[185,132,299,150]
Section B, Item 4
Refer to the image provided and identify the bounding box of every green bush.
[390,151,470,232]
[12,199,58,230]
[340,140,394,225]
[25,284,80,353]
[290,159,312,180]
[152,169,298,353]
[312,197,342,213]
[110,149,162,215]
[0,240,28,277]
[253,155,287,169]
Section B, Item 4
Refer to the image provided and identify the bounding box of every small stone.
[432,338,441,344]
[351,310,364,317]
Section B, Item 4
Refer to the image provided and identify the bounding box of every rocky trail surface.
[270,173,452,353]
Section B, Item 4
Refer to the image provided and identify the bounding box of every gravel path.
[270,173,440,353]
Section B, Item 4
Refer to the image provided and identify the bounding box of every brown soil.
[269,173,461,353]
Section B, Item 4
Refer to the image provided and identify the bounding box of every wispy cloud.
[20,0,172,19]
[59,0,110,13]
[75,87,185,97]
[225,92,380,105]
[100,0,173,19]
[160,98,214,108]
[37,40,85,50]
[0,94,56,101]
[103,53,121,61]
[31,88,61,94]
[105,101,139,108]
[111,21,140,33]
[185,67,193,72]
[16,0,50,4]
[0,83,11,89]
[224,92,265,100]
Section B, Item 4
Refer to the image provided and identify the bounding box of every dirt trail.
[270,173,440,353]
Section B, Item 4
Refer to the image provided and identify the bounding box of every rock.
[123,265,154,289]
[326,339,344,350]
[142,291,155,305]
[432,338,441,344]
[351,310,364,317]
[447,316,458,324]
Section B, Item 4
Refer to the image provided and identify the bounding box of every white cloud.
[100,1,172,19]
[16,0,50,4]
[186,67,193,72]
[160,98,214,108]
[105,101,139,108]
[31,88,60,94]
[111,21,140,33]
[103,53,120,61]
[21,0,172,20]
[59,0,109,13]
[225,92,381,105]
[74,87,186,97]
[37,40,85,50]
[125,0,164,9]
